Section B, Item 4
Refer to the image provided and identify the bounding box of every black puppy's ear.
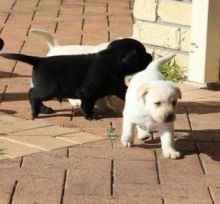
[121,50,137,64]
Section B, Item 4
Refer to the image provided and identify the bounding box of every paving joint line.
[0,85,8,103]
[27,0,41,34]
[55,136,81,145]
[19,156,24,168]
[195,142,206,174]
[4,13,11,25]
[2,124,53,135]
[9,180,18,204]
[26,24,32,36]
[31,10,37,21]
[110,159,114,196]
[1,0,18,33]
[184,106,193,133]
[154,150,161,184]
[185,106,207,174]
[128,0,135,24]
[60,169,68,204]
[66,148,70,158]
[54,0,63,33]
[207,186,215,204]
[82,0,86,15]
[106,2,111,41]
[79,0,86,45]
[53,130,84,137]
[36,0,41,8]
[0,136,49,151]
[70,107,75,121]
[10,0,18,10]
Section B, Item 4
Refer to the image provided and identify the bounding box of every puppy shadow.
[70,107,123,119]
[178,101,220,114]
[175,129,220,161]
[131,129,220,161]
[0,71,30,79]
[101,111,122,118]
[0,109,17,115]
[3,93,28,102]
[37,108,72,119]
[132,135,162,149]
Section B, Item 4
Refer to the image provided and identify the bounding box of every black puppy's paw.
[31,112,38,120]
[84,112,102,121]
[93,112,103,120]
[39,105,55,114]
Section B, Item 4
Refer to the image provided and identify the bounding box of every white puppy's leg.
[159,123,181,159]
[121,118,135,147]
[136,126,151,140]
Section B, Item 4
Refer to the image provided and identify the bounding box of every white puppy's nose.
[164,112,175,123]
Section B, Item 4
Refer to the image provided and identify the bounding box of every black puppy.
[0,38,152,120]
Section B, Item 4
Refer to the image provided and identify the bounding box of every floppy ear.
[168,82,182,99]
[176,86,182,99]
[137,85,149,101]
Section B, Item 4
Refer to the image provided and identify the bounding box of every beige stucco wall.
[132,0,192,74]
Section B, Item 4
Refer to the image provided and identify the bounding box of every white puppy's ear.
[176,86,182,99]
[137,85,149,101]
[168,82,182,99]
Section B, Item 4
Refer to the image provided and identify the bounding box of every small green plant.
[161,59,186,82]
[107,122,118,141]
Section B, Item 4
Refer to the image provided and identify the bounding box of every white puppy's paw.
[163,149,181,159]
[121,138,133,147]
[68,99,81,108]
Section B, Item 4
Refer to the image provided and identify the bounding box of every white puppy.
[30,29,112,112]
[121,54,182,159]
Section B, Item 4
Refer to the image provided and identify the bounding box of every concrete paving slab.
[13,168,65,204]
[56,131,105,144]
[0,119,50,134]
[10,125,81,136]
[2,135,75,151]
[65,159,111,196]
[0,137,40,158]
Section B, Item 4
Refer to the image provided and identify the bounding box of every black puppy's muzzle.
[164,112,175,123]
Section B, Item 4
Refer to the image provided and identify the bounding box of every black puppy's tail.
[0,53,42,66]
[0,38,4,50]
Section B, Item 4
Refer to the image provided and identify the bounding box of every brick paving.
[0,0,220,203]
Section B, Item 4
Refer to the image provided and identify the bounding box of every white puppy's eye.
[154,102,161,106]
[172,100,177,106]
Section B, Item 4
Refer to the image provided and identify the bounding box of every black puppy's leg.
[39,102,54,114]
[80,95,102,120]
[28,88,42,120]
[81,98,95,120]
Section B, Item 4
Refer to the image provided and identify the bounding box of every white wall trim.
[188,0,220,83]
